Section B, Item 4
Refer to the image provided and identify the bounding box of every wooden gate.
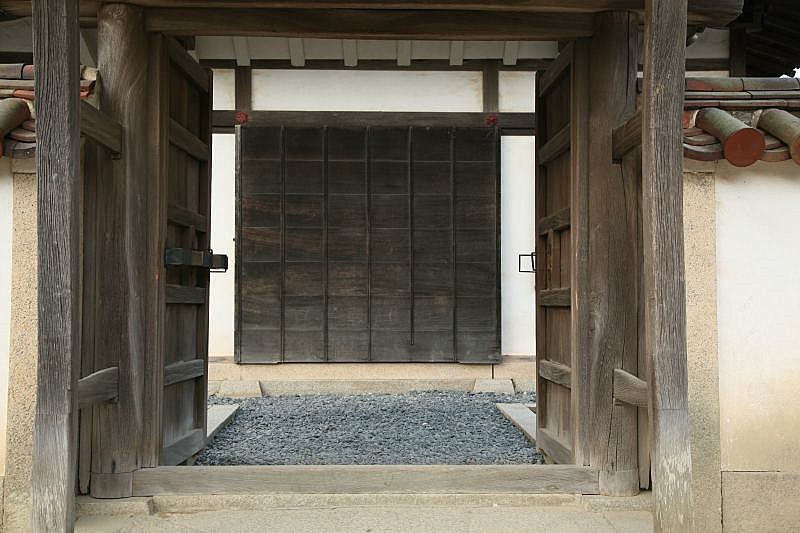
[236,123,500,364]
[534,42,590,466]
[150,36,216,466]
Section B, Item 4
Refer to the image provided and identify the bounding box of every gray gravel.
[197,391,542,465]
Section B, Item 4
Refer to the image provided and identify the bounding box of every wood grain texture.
[145,8,595,40]
[163,359,206,387]
[141,32,170,468]
[569,39,591,468]
[80,100,123,156]
[538,360,572,388]
[643,0,694,529]
[77,367,119,409]
[132,464,599,495]
[214,110,534,130]
[537,287,570,307]
[537,207,570,235]
[170,118,210,161]
[92,3,149,497]
[537,122,570,165]
[30,0,81,528]
[586,11,640,497]
[613,368,648,408]
[612,109,641,161]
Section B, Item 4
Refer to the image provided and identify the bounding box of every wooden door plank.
[30,0,82,528]
[642,0,694,529]
[133,465,599,496]
[586,11,640,497]
[93,3,149,497]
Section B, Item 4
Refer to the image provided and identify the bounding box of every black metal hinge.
[165,248,228,272]
[518,252,536,274]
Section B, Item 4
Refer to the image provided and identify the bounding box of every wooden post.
[642,0,694,530]
[30,0,81,529]
[92,3,148,497]
[586,10,640,496]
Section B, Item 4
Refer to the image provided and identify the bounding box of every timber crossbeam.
[80,100,123,156]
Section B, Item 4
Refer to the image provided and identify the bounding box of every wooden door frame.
[31,2,698,530]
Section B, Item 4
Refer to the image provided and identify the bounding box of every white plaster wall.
[209,134,236,357]
[501,137,536,355]
[251,70,483,112]
[208,69,536,357]
[0,157,13,474]
[715,160,800,471]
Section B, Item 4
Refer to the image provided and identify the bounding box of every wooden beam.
[537,207,570,235]
[202,58,552,71]
[213,110,534,130]
[537,122,570,165]
[159,428,206,466]
[93,2,149,499]
[586,11,640,497]
[535,428,574,465]
[642,0,694,529]
[30,0,81,529]
[232,36,251,67]
[449,40,464,66]
[288,37,305,67]
[165,36,210,91]
[538,360,572,389]
[77,367,119,409]
[612,109,641,161]
[235,66,252,110]
[80,100,123,156]
[342,39,358,67]
[144,8,596,40]
[482,65,498,112]
[163,359,205,387]
[503,41,520,66]
[133,464,599,496]
[165,285,207,304]
[613,368,648,408]
[397,40,412,66]
[170,118,210,161]
[168,204,209,232]
[537,287,570,307]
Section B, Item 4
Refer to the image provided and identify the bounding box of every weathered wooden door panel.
[535,43,589,465]
[237,125,500,363]
[156,38,213,465]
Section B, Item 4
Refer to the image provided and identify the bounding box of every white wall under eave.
[0,156,13,476]
[715,160,800,472]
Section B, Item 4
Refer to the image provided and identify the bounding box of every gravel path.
[197,391,542,466]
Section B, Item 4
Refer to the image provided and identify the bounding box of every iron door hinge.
[165,248,228,272]
[518,252,536,274]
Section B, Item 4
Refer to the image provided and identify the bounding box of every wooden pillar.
[586,11,641,496]
[30,0,82,529]
[642,0,694,530]
[92,3,149,497]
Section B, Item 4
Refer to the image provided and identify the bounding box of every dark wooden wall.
[236,125,501,363]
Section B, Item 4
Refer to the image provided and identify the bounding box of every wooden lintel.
[537,122,570,165]
[164,359,205,387]
[170,118,210,161]
[144,8,596,40]
[215,111,535,130]
[80,100,123,156]
[612,110,641,161]
[77,367,119,409]
[613,368,648,408]
[537,207,570,235]
[538,287,571,307]
[539,360,572,389]
[133,464,598,496]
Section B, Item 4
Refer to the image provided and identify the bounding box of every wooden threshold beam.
[213,111,535,130]
[144,8,595,40]
[77,367,119,409]
[132,464,599,495]
[80,100,123,156]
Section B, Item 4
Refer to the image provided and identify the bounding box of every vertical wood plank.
[30,0,81,529]
[569,39,591,467]
[642,0,694,530]
[586,11,640,496]
[93,2,148,496]
[141,32,169,468]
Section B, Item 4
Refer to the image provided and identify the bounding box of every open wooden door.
[534,42,590,466]
[149,36,220,466]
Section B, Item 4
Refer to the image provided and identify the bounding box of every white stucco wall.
[715,160,800,471]
[208,69,537,357]
[0,156,13,475]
